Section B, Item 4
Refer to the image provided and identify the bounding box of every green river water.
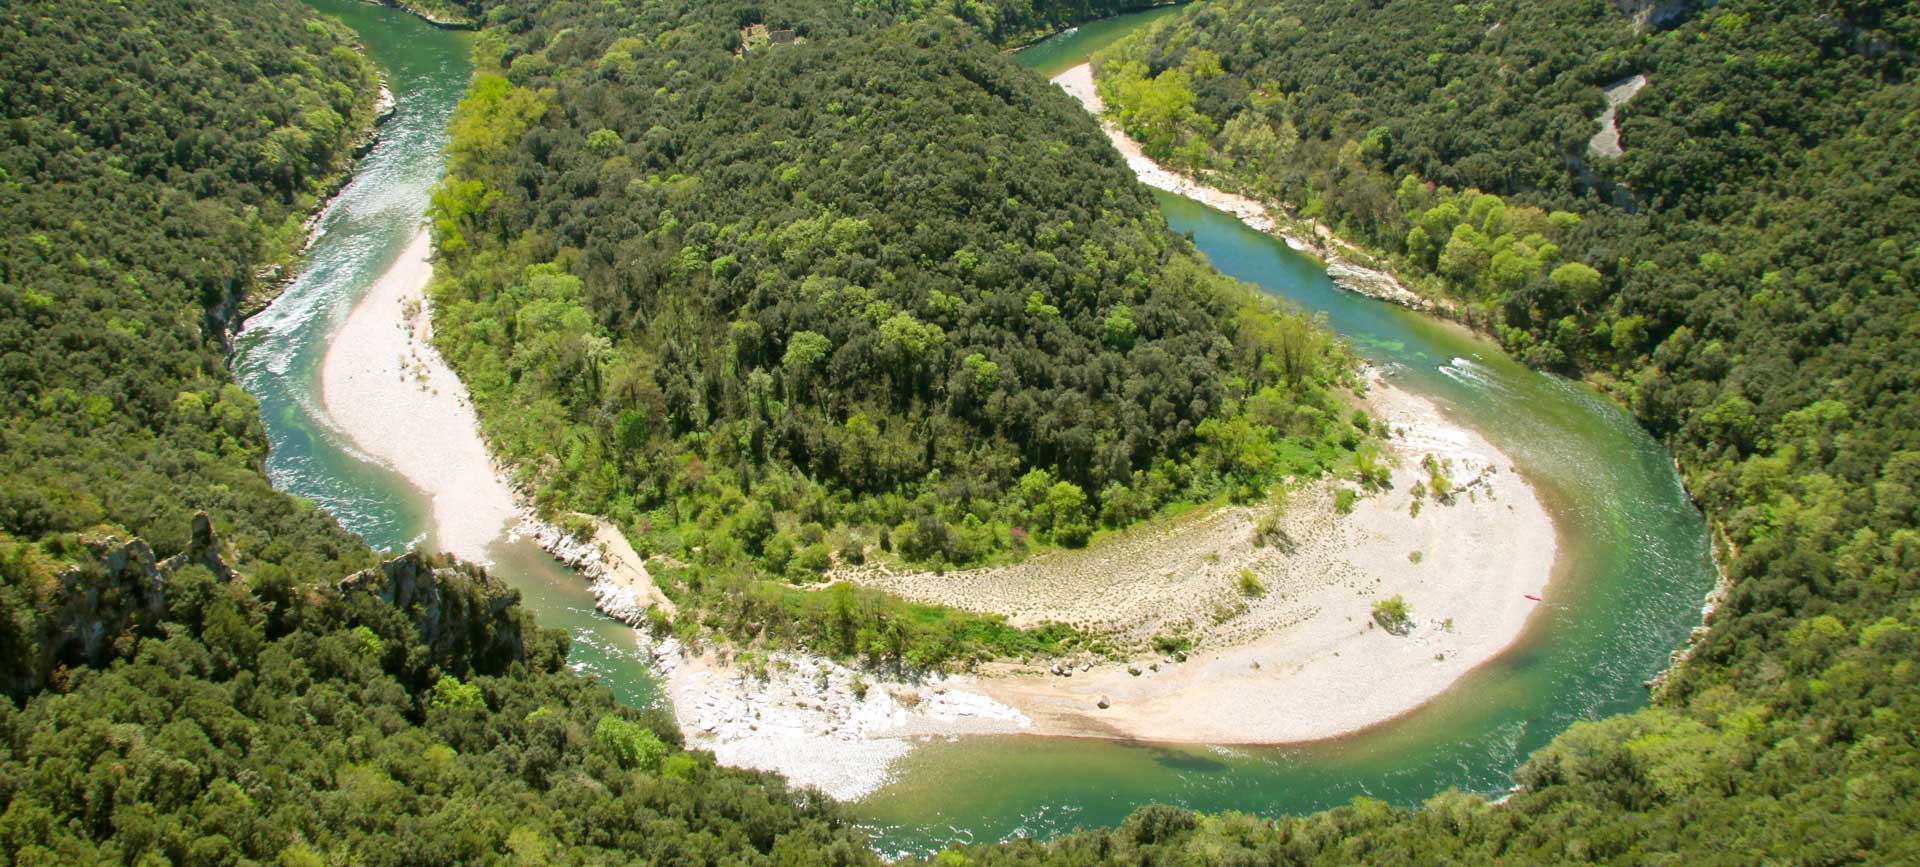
[237,3,1715,856]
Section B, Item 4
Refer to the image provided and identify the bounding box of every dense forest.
[425,0,1361,666]
[1049,0,1920,860]
[0,0,391,608]
[6,0,1918,862]
[0,1,873,862]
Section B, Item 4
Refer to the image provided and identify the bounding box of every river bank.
[312,228,1555,799]
[317,229,518,562]
[247,4,1716,846]
[306,78,1559,806]
[1052,63,1442,315]
[963,371,1557,743]
[624,365,1555,796]
[313,227,677,603]
[639,637,1032,800]
[244,81,396,320]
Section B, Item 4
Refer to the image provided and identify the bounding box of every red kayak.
[1524,594,1543,601]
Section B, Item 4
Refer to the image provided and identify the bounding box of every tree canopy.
[0,1,877,863]
[427,0,1362,667]
[1071,0,1920,859]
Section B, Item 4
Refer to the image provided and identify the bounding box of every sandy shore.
[656,367,1556,793]
[610,67,1560,796]
[319,229,519,562]
[1052,63,1441,313]
[909,371,1556,743]
[641,638,1031,801]
[313,65,1558,800]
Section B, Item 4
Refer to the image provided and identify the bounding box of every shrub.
[429,675,485,711]
[594,715,667,771]
[1237,568,1266,597]
[1372,595,1413,635]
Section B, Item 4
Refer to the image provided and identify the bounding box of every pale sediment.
[603,64,1562,795]
[649,365,1556,795]
[513,514,677,624]
[318,62,1562,800]
[846,369,1556,744]
[642,637,1030,801]
[318,229,518,563]
[1588,73,1648,159]
[1050,63,1441,314]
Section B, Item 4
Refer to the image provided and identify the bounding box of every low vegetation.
[1371,595,1413,636]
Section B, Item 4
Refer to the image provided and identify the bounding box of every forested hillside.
[0,1,877,862]
[427,0,1361,667]
[999,0,1920,859]
[10,0,1916,861]
[0,0,387,585]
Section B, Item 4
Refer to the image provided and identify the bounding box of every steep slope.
[0,1,880,862]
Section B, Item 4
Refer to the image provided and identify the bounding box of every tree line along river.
[234,1,1715,855]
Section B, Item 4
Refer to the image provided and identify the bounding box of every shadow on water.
[852,12,1713,854]
[240,3,1712,858]
[238,1,665,707]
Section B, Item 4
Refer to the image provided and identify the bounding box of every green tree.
[594,715,667,771]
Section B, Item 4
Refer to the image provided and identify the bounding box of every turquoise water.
[238,4,1714,857]
[855,190,1712,854]
[234,0,660,706]
[1012,4,1185,77]
[851,14,1714,854]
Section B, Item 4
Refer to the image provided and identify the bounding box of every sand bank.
[612,67,1560,796]
[316,65,1559,799]
[318,229,679,614]
[642,638,1030,801]
[910,371,1556,743]
[1051,63,1440,313]
[319,229,518,562]
[653,369,1555,794]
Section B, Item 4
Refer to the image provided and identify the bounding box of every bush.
[1251,503,1291,548]
[594,715,667,771]
[1237,568,1266,597]
[1372,595,1413,635]
[429,675,485,711]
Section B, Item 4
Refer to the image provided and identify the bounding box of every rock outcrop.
[1610,0,1712,31]
[516,515,677,627]
[339,551,530,676]
[4,513,237,699]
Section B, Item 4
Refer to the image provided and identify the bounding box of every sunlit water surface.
[236,4,1714,857]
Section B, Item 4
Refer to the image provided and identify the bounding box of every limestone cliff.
[3,513,237,699]
[1611,0,1713,31]
[2,514,538,700]
[339,551,533,677]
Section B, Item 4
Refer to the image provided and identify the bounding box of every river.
[237,2,1715,856]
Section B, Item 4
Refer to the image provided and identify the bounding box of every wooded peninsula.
[1,0,1914,863]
